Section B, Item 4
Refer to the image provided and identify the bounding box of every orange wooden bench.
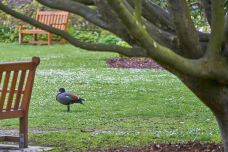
[0,57,40,148]
[19,11,69,45]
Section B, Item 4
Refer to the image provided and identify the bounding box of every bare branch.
[71,0,95,5]
[143,20,178,51]
[201,0,212,25]
[0,2,146,57]
[107,0,228,83]
[126,1,208,53]
[107,0,208,78]
[94,0,138,45]
[142,1,173,31]
[224,13,228,42]
[168,0,202,58]
[134,0,142,22]
[96,0,175,50]
[128,0,174,32]
[207,0,225,57]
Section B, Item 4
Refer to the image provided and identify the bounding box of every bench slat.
[0,71,11,110]
[14,70,26,110]
[0,62,35,71]
[0,109,23,119]
[20,70,35,110]
[56,15,61,29]
[0,89,24,94]
[0,72,2,84]
[6,71,19,110]
[0,136,19,142]
[19,29,49,34]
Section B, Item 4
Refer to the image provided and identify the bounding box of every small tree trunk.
[215,115,228,152]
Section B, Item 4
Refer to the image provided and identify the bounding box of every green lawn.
[0,43,220,151]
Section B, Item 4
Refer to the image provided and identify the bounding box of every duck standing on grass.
[56,88,85,112]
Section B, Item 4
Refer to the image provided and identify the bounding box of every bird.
[56,88,85,112]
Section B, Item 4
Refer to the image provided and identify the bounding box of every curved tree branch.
[122,1,178,50]
[93,0,138,45]
[95,0,177,50]
[128,0,209,54]
[38,0,179,52]
[37,0,178,55]
[224,13,228,42]
[107,0,208,77]
[0,2,147,57]
[107,0,228,83]
[134,0,142,22]
[71,0,95,5]
[201,0,212,26]
[207,0,225,57]
[144,21,178,50]
[128,0,174,32]
[168,0,202,58]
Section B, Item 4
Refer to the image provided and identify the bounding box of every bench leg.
[19,116,28,148]
[33,34,37,41]
[48,33,52,45]
[62,39,67,44]
[19,33,23,45]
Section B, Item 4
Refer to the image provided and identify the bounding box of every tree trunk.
[178,75,228,152]
[216,115,228,152]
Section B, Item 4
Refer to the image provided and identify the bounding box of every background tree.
[1,0,228,151]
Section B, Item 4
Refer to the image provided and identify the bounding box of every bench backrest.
[0,57,40,114]
[36,11,69,31]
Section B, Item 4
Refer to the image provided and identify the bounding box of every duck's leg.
[67,105,70,112]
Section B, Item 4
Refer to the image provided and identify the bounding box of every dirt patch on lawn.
[106,58,163,69]
[92,142,223,152]
[0,128,66,136]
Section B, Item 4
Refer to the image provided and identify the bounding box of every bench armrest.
[18,23,29,27]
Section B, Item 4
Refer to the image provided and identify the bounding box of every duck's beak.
[78,98,85,104]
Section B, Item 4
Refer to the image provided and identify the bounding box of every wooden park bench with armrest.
[0,57,40,148]
[19,11,69,45]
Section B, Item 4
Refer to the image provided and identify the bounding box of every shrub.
[0,26,18,43]
[0,25,124,45]
[68,25,122,45]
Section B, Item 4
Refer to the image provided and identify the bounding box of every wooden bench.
[0,57,40,148]
[19,11,69,45]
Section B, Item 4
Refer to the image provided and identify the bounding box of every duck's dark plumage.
[56,88,84,111]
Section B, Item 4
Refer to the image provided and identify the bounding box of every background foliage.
[0,0,215,43]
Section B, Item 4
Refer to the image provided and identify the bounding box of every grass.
[0,43,220,151]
